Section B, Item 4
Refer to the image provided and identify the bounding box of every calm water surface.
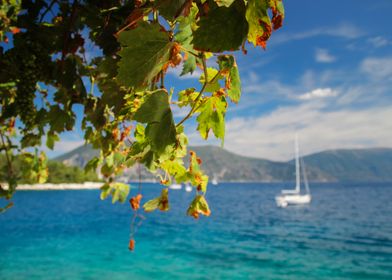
[1,183,392,279]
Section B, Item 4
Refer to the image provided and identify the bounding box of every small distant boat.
[185,183,192,192]
[211,176,218,186]
[275,135,311,208]
[169,183,182,190]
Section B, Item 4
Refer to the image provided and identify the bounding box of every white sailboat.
[275,135,311,207]
[185,183,192,192]
[169,183,182,190]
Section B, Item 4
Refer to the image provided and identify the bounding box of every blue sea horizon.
[1,183,392,279]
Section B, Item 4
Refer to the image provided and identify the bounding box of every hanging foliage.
[0,0,285,230]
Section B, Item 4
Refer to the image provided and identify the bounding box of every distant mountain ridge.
[54,145,392,182]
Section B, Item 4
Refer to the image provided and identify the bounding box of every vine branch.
[176,54,220,127]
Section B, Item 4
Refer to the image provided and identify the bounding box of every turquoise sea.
[1,183,392,279]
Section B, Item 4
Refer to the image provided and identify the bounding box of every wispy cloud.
[272,23,365,44]
[222,103,392,161]
[360,57,392,80]
[186,54,392,160]
[367,36,390,48]
[298,88,338,100]
[167,64,203,80]
[315,48,336,63]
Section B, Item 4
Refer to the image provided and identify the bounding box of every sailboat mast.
[295,134,300,192]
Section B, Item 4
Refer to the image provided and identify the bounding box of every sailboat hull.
[275,194,311,207]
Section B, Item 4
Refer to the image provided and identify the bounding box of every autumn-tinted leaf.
[187,195,211,219]
[129,194,143,210]
[187,151,209,192]
[143,188,170,212]
[217,55,241,103]
[245,0,276,48]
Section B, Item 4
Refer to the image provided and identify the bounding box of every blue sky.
[41,0,392,160]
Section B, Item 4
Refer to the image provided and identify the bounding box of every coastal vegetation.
[0,154,99,184]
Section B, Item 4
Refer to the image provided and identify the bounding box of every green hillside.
[187,146,331,182]
[53,144,392,182]
[302,148,392,182]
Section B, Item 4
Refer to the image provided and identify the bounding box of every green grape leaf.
[193,0,248,52]
[145,111,177,153]
[46,132,60,150]
[117,22,173,88]
[199,68,222,93]
[161,159,188,182]
[156,0,191,21]
[196,96,227,143]
[100,183,111,200]
[100,182,130,203]
[111,182,130,203]
[175,3,197,48]
[85,157,100,173]
[227,65,241,103]
[178,88,199,107]
[181,54,197,76]
[48,105,76,133]
[133,90,176,153]
[143,197,160,212]
[21,133,41,148]
[174,3,198,76]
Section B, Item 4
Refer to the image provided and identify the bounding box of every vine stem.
[115,8,152,36]
[180,45,199,58]
[0,130,14,187]
[176,54,208,127]
[89,76,95,95]
[176,55,221,127]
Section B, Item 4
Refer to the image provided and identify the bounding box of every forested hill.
[54,145,392,183]
[301,148,392,182]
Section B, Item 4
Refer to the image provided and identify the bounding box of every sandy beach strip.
[5,182,104,190]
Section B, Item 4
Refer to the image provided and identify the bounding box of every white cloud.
[167,64,203,80]
[222,103,392,161]
[186,55,392,160]
[360,57,392,80]
[315,48,336,63]
[172,105,191,118]
[368,36,390,48]
[298,88,338,100]
[272,23,364,44]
